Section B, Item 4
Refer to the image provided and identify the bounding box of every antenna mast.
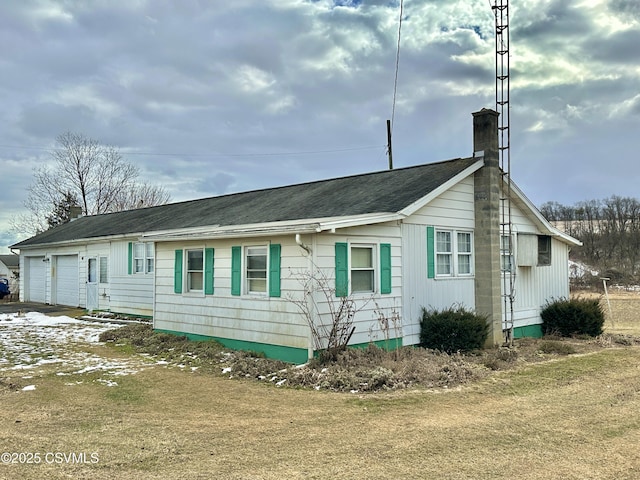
[492,0,515,345]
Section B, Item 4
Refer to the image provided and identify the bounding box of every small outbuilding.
[11,109,580,361]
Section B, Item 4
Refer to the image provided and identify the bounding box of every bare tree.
[12,132,171,236]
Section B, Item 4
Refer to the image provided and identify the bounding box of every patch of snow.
[222,367,232,374]
[0,311,149,384]
[22,385,36,391]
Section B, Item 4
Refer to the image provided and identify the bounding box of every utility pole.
[386,119,393,170]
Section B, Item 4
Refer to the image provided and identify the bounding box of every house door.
[87,257,99,311]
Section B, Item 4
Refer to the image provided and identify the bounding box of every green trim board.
[204,248,214,295]
[512,324,543,339]
[268,243,281,297]
[380,243,392,294]
[334,242,348,297]
[426,226,435,278]
[231,246,242,296]
[155,329,309,364]
[173,250,183,294]
[127,242,133,275]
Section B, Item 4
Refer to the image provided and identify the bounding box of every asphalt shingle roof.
[13,157,478,248]
[0,255,19,268]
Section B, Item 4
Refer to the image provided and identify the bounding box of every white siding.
[401,177,476,345]
[507,201,572,328]
[312,226,403,348]
[108,240,154,316]
[154,237,311,351]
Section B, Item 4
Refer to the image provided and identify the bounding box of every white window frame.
[133,242,155,274]
[435,229,474,278]
[350,244,376,294]
[245,245,268,295]
[186,248,204,293]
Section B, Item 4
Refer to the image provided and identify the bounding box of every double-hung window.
[187,249,204,292]
[436,231,452,275]
[351,246,374,293]
[246,246,268,294]
[457,232,472,275]
[430,228,474,277]
[133,242,155,274]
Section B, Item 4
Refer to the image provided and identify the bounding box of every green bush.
[419,307,489,353]
[540,297,605,337]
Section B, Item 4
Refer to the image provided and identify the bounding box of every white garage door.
[55,255,79,307]
[26,256,46,303]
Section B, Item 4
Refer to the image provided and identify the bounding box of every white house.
[11,109,580,362]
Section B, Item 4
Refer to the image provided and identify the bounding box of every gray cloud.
[1,0,640,252]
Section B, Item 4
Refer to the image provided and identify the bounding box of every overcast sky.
[1,0,639,253]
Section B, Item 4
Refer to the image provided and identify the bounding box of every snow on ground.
[0,311,149,388]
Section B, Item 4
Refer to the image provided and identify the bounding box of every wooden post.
[386,119,393,170]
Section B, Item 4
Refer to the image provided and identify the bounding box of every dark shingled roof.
[13,157,479,248]
[0,254,19,268]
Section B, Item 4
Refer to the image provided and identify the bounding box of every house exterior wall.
[18,239,154,316]
[401,175,476,346]
[153,224,404,362]
[508,201,571,336]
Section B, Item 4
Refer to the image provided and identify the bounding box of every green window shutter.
[174,250,183,294]
[427,226,435,279]
[380,243,392,294]
[335,242,348,298]
[231,246,241,296]
[204,248,214,295]
[269,243,281,298]
[127,242,133,275]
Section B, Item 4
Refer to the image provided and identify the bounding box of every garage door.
[55,255,79,307]
[26,256,46,303]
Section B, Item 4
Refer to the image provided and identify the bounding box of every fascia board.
[398,159,484,217]
[316,212,403,232]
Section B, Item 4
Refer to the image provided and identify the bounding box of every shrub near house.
[541,297,605,337]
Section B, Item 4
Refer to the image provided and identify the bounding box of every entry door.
[87,257,99,311]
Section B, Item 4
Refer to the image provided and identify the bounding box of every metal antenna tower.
[492,0,515,345]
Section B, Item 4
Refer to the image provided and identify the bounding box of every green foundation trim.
[513,324,543,339]
[351,338,403,350]
[154,329,309,364]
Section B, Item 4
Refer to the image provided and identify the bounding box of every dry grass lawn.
[1,294,640,479]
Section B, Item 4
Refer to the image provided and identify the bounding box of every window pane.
[352,270,374,292]
[188,250,203,270]
[247,254,267,270]
[458,255,471,274]
[248,279,267,293]
[436,232,451,252]
[457,233,471,253]
[188,272,203,291]
[146,258,154,274]
[436,254,451,275]
[146,242,154,257]
[351,247,372,268]
[88,258,97,283]
[99,257,108,283]
[134,243,145,258]
[135,259,144,273]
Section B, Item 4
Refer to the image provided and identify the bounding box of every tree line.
[540,196,640,280]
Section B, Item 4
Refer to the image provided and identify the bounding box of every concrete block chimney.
[472,108,504,346]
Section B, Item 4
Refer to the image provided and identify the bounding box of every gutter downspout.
[295,234,312,255]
